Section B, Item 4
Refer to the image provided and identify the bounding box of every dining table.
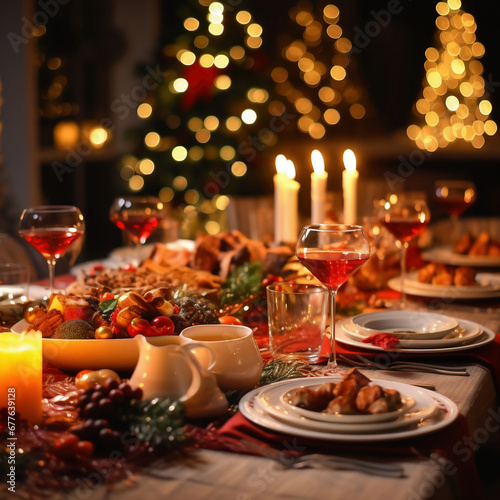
[3,241,500,500]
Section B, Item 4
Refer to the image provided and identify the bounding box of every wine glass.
[434,180,476,242]
[109,196,165,264]
[296,224,371,372]
[379,193,430,308]
[19,205,85,294]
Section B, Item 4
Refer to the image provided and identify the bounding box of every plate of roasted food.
[240,369,457,441]
[10,231,294,371]
[421,231,500,267]
[388,263,500,299]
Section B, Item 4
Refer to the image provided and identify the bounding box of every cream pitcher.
[129,335,228,418]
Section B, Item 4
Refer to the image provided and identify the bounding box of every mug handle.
[185,342,216,371]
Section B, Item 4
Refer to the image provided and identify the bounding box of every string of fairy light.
[272,2,370,140]
[120,0,276,221]
[408,0,497,151]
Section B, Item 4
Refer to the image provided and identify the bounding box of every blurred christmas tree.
[407,0,497,151]
[121,0,285,208]
[272,0,376,140]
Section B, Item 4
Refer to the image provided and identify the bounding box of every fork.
[337,355,437,390]
[292,453,406,477]
[239,438,405,477]
[355,355,469,376]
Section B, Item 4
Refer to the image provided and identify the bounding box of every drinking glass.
[379,193,430,308]
[434,180,476,242]
[19,205,85,294]
[296,224,371,372]
[109,196,165,264]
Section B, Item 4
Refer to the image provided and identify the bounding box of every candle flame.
[284,159,296,180]
[275,154,287,174]
[311,149,325,174]
[343,149,356,172]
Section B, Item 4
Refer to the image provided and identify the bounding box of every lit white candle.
[282,159,300,243]
[311,149,328,224]
[274,154,288,244]
[342,149,359,225]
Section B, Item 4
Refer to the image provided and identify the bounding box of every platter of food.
[239,373,458,442]
[6,231,293,372]
[255,381,436,434]
[422,231,500,267]
[421,246,500,267]
[388,270,500,299]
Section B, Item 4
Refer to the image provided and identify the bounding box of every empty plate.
[346,311,459,339]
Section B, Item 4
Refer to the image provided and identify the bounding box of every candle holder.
[0,331,43,424]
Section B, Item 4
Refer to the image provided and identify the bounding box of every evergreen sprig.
[127,398,186,450]
[219,261,264,307]
[259,359,305,387]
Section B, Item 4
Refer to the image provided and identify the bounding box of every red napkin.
[217,410,482,498]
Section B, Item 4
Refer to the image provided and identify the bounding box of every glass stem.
[327,288,337,369]
[47,259,57,295]
[400,243,408,308]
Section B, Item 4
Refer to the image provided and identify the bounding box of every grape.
[105,378,119,391]
[74,379,142,452]
[109,389,124,404]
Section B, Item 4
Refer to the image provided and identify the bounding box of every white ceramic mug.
[180,324,263,392]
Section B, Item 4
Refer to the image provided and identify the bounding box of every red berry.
[76,440,94,458]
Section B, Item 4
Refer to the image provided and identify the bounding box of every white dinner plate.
[388,271,500,300]
[346,311,458,339]
[335,318,495,354]
[255,381,435,433]
[339,317,482,349]
[239,377,458,442]
[421,245,500,267]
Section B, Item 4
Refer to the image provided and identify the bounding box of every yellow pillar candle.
[342,149,359,225]
[311,149,328,224]
[0,331,43,424]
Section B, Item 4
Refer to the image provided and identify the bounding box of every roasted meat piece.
[355,384,383,412]
[324,395,358,415]
[290,386,334,412]
[454,266,476,286]
[333,379,359,399]
[384,388,403,410]
[454,232,473,254]
[469,232,490,256]
[367,398,390,414]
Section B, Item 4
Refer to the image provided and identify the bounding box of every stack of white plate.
[239,376,458,442]
[336,310,495,353]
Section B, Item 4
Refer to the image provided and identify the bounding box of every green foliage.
[259,359,305,387]
[127,398,186,450]
[219,261,264,306]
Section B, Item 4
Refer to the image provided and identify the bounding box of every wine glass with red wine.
[109,196,165,264]
[296,224,371,372]
[434,180,476,242]
[19,205,85,294]
[379,193,430,308]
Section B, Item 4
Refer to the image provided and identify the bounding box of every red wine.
[20,227,84,259]
[297,250,369,289]
[436,197,474,217]
[111,214,161,243]
[381,218,427,243]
